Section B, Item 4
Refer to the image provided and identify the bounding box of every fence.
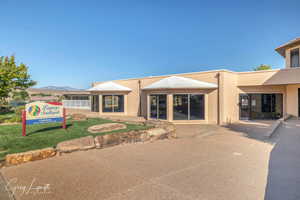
[62,100,91,110]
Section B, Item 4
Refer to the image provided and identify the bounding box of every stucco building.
[87,38,300,125]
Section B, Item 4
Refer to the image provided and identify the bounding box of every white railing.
[62,100,91,110]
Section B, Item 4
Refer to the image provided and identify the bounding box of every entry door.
[150,95,167,120]
[239,94,250,120]
[91,95,99,112]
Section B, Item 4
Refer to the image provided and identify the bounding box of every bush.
[5,114,22,123]
[14,106,25,116]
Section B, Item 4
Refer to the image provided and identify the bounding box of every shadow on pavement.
[264,120,300,200]
[225,120,275,142]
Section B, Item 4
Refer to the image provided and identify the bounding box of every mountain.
[33,86,84,91]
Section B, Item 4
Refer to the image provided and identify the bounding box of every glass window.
[190,94,205,120]
[173,94,189,120]
[173,94,205,120]
[150,95,158,118]
[239,93,283,120]
[102,95,124,112]
[291,48,299,68]
[150,94,167,120]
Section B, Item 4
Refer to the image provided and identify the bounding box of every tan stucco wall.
[90,68,300,124]
[286,84,300,117]
[220,71,239,124]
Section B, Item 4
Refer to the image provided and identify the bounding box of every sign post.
[22,110,26,136]
[22,101,66,136]
[62,108,66,129]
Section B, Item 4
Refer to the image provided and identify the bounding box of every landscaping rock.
[5,148,56,165]
[146,128,169,141]
[71,113,87,121]
[145,120,177,139]
[87,123,127,133]
[56,136,95,153]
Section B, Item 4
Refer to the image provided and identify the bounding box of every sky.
[1,0,300,89]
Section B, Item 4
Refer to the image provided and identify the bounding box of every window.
[291,48,299,68]
[102,95,124,112]
[239,93,283,120]
[150,94,167,120]
[173,94,204,120]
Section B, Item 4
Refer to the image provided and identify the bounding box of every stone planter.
[4,120,176,167]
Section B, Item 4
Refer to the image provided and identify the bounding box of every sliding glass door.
[239,93,283,120]
[173,94,205,120]
[150,94,167,120]
[91,95,99,112]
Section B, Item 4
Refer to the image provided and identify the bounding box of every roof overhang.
[142,76,218,90]
[275,37,300,57]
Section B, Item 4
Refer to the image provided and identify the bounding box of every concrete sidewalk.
[264,120,300,200]
[1,125,273,200]
[0,172,12,200]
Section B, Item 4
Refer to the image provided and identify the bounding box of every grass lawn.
[0,118,150,161]
[0,112,16,123]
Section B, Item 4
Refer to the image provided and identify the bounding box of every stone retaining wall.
[5,148,56,166]
[4,121,176,166]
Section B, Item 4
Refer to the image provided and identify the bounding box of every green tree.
[0,55,36,106]
[11,90,29,102]
[254,64,272,71]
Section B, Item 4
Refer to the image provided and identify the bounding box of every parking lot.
[0,124,275,200]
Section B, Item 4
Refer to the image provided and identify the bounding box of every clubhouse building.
[87,38,300,125]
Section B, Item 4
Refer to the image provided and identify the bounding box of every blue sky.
[1,0,300,89]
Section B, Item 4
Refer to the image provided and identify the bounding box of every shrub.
[5,114,22,123]
[14,106,25,116]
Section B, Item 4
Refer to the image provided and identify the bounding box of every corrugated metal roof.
[87,81,132,92]
[142,76,218,90]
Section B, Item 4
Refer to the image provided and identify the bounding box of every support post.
[22,110,26,136]
[62,108,66,129]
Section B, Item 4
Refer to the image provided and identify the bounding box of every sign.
[22,102,66,136]
[25,102,63,125]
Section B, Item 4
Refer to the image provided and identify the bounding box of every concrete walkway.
[1,125,273,200]
[264,120,300,200]
[0,172,12,200]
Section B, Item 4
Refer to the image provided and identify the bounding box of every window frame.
[102,94,124,113]
[173,93,205,120]
[149,94,168,120]
[290,48,300,68]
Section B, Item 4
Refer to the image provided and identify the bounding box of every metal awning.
[142,76,218,90]
[87,81,132,92]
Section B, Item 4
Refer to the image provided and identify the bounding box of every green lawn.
[0,112,16,123]
[0,118,150,161]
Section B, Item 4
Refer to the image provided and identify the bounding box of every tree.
[11,90,29,102]
[0,55,36,106]
[254,64,272,71]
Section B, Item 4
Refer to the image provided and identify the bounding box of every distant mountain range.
[31,86,84,91]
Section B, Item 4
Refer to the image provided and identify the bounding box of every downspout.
[138,80,142,116]
[217,73,221,125]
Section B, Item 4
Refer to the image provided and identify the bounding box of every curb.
[266,119,283,139]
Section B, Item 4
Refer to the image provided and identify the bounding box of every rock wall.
[5,148,56,166]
